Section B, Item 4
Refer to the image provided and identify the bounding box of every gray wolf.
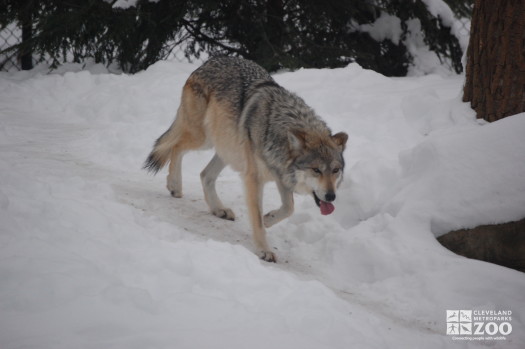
[144,56,348,262]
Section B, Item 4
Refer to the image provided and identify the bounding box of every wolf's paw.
[169,189,183,198]
[212,208,235,221]
[259,250,277,263]
[167,176,182,198]
[263,211,279,228]
[167,183,182,198]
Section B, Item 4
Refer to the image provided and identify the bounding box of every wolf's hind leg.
[166,83,208,198]
[167,145,185,198]
[166,129,208,198]
[263,181,294,228]
[200,153,235,221]
[167,133,205,197]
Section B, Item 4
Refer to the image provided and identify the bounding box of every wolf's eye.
[312,168,322,174]
[332,168,340,174]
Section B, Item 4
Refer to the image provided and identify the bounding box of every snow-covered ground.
[1,60,524,348]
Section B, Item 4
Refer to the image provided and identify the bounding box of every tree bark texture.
[463,0,525,122]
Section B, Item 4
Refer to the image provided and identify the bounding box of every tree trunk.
[463,0,525,122]
[19,0,34,70]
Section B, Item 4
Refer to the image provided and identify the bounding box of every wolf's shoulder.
[189,56,274,113]
[194,56,272,83]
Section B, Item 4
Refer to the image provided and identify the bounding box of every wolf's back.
[190,56,274,114]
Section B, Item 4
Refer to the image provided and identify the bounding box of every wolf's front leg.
[264,181,294,228]
[244,171,276,262]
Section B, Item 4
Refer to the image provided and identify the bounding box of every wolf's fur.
[144,56,348,262]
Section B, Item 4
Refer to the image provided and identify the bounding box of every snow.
[1,59,524,349]
[111,0,140,9]
[422,0,457,27]
[422,0,471,53]
[359,12,403,45]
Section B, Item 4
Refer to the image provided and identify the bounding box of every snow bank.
[1,60,524,348]
[394,114,525,236]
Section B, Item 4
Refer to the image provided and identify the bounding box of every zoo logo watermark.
[446,310,512,341]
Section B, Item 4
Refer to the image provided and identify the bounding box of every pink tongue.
[320,201,335,215]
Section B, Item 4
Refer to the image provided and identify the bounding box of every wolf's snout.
[325,192,336,202]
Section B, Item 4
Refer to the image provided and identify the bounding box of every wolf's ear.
[332,132,348,151]
[288,129,307,153]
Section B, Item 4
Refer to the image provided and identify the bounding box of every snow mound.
[394,114,525,236]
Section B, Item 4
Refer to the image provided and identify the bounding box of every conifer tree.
[1,0,469,76]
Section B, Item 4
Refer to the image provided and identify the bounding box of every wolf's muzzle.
[325,192,336,202]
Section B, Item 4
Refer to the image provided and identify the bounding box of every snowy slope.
[0,60,524,349]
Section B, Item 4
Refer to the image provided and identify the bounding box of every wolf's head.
[289,130,348,215]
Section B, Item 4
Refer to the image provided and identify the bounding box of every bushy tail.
[143,119,180,174]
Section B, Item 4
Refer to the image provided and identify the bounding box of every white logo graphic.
[447,310,459,323]
[460,310,472,322]
[459,322,472,335]
[446,309,512,340]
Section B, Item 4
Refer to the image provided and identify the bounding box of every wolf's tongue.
[320,201,335,215]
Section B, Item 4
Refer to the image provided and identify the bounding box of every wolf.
[144,56,348,262]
